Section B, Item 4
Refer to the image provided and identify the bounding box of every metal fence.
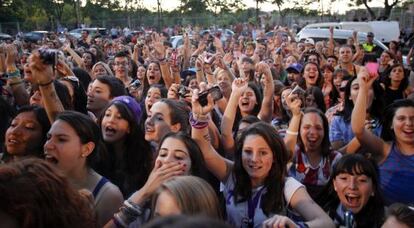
[1,9,414,35]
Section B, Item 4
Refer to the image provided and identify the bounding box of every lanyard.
[246,187,265,228]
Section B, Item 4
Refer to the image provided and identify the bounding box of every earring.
[81,154,87,158]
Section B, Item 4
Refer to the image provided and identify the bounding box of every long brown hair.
[0,158,96,227]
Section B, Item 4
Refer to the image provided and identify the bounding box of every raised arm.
[63,43,84,69]
[29,50,64,124]
[152,33,173,89]
[4,44,30,106]
[220,78,248,154]
[283,93,302,159]
[256,62,274,122]
[327,27,335,57]
[351,67,387,162]
[191,89,233,182]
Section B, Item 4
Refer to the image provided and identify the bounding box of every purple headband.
[112,96,142,124]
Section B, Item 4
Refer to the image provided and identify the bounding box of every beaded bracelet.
[189,112,209,129]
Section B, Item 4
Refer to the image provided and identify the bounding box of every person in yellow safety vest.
[362,32,376,53]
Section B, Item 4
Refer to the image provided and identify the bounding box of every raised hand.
[191,88,214,118]
[285,92,302,117]
[28,50,55,85]
[5,44,18,67]
[152,32,165,60]
[231,78,248,96]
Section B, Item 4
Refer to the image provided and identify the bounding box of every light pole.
[157,0,161,32]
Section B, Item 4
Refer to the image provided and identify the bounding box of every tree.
[255,0,270,25]
[342,0,406,20]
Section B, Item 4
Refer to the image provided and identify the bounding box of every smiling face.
[82,52,93,67]
[87,80,112,114]
[101,105,130,143]
[241,134,274,187]
[300,112,324,153]
[93,64,109,78]
[136,66,146,81]
[350,78,374,108]
[392,107,414,145]
[238,87,257,115]
[379,52,391,66]
[113,56,129,78]
[5,111,44,157]
[333,172,374,214]
[303,63,319,87]
[147,62,161,85]
[156,137,192,175]
[145,102,174,143]
[44,120,90,176]
[339,46,353,64]
[145,87,162,114]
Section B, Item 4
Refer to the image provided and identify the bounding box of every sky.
[140,0,386,15]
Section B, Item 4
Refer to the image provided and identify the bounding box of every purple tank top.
[379,143,414,205]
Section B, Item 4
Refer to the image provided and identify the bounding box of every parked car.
[199,29,234,42]
[23,31,53,43]
[0,33,13,42]
[69,28,108,39]
[170,35,193,49]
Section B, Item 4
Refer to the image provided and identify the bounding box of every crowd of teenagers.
[0,24,413,228]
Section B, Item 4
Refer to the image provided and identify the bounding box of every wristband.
[189,112,209,129]
[286,130,298,136]
[38,80,53,87]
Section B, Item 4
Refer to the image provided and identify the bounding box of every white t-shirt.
[222,173,304,228]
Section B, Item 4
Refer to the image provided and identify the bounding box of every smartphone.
[365,62,379,78]
[289,85,306,107]
[171,50,177,66]
[198,86,223,106]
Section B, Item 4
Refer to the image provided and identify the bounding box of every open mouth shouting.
[44,153,59,164]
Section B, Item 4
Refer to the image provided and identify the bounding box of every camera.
[178,85,191,98]
[198,86,223,106]
[38,48,59,65]
[129,79,142,89]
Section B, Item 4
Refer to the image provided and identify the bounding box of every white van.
[303,21,400,43]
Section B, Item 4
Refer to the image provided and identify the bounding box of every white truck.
[302,21,400,43]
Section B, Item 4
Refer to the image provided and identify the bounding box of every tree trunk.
[256,0,259,25]
[362,0,376,20]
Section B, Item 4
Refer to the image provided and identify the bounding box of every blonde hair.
[151,176,221,219]
[92,61,114,77]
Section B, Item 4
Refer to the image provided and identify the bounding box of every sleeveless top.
[338,64,357,78]
[223,172,303,228]
[288,147,342,199]
[379,142,414,205]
